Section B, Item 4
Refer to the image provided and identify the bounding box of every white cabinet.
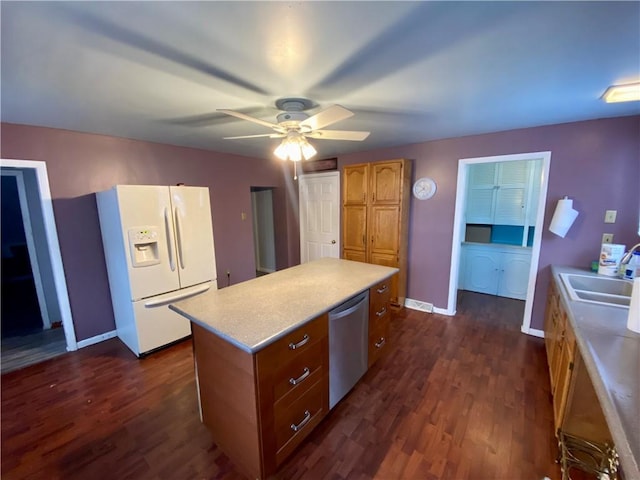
[466,161,535,226]
[461,243,531,300]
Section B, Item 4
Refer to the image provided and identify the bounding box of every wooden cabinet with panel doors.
[342,159,412,308]
[543,280,615,478]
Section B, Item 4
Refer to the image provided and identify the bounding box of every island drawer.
[273,378,326,464]
[270,341,325,403]
[368,318,390,367]
[257,314,328,368]
[370,279,392,316]
[369,296,390,333]
[255,313,329,474]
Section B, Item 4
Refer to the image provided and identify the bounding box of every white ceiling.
[2,1,639,160]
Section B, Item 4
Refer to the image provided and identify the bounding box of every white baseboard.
[76,330,117,349]
[521,326,545,338]
[434,306,455,316]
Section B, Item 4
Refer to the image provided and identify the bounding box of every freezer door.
[133,297,192,355]
[170,186,217,288]
[116,185,181,299]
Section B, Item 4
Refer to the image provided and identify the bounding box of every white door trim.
[1,170,51,328]
[447,151,551,335]
[1,159,77,351]
[298,171,340,263]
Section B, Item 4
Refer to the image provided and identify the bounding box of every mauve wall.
[2,116,638,340]
[338,115,640,330]
[1,123,297,341]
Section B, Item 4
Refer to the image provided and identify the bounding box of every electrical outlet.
[602,233,614,244]
[604,210,617,223]
[241,212,247,221]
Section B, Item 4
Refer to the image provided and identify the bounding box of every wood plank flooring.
[1,327,67,374]
[2,292,578,479]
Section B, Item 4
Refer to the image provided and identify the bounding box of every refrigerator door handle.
[144,282,211,307]
[174,207,185,270]
[164,207,176,271]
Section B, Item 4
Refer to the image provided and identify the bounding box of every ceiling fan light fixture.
[300,137,317,160]
[602,82,640,103]
[274,132,317,162]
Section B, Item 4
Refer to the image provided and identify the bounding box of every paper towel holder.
[549,196,579,238]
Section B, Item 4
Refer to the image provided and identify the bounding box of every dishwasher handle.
[329,292,368,321]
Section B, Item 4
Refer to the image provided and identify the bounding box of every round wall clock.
[412,177,437,200]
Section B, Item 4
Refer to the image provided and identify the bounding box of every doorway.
[298,171,340,263]
[251,187,276,276]
[0,159,76,373]
[447,152,551,335]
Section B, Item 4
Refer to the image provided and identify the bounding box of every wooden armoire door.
[343,164,368,205]
[341,159,411,308]
[370,161,403,204]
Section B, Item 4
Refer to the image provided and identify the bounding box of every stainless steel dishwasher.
[328,290,369,409]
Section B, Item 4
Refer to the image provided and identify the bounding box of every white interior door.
[299,172,340,263]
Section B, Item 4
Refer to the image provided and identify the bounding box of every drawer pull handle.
[290,410,311,432]
[375,337,386,348]
[376,307,387,317]
[377,285,388,294]
[289,367,310,386]
[288,334,309,350]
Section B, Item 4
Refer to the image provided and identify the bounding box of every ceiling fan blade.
[223,133,285,140]
[217,109,284,131]
[163,106,278,127]
[306,130,370,141]
[300,105,354,130]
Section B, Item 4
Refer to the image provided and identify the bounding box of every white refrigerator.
[96,185,217,356]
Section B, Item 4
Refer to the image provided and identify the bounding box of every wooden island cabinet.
[170,259,397,479]
[191,314,329,479]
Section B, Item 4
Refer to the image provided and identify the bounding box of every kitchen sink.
[559,273,632,308]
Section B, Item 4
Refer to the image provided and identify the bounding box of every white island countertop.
[170,258,398,354]
[551,266,639,478]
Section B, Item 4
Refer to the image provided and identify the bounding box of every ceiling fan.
[217,97,370,162]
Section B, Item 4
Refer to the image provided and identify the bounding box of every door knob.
[331,240,336,244]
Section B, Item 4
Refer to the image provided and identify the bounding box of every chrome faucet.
[620,242,640,265]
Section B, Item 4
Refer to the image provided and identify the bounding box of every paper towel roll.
[549,197,579,238]
[628,277,640,333]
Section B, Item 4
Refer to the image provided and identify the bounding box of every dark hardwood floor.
[2,292,580,479]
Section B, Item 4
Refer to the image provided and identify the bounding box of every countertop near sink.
[551,265,639,478]
[170,258,398,354]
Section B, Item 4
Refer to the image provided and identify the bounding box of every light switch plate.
[604,210,617,223]
[602,233,614,244]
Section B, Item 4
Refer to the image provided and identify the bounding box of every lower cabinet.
[192,315,329,480]
[461,243,531,300]
[368,278,392,367]
[543,279,616,478]
[190,280,393,479]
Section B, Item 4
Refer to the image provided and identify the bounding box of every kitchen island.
[170,258,398,479]
[549,266,639,479]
